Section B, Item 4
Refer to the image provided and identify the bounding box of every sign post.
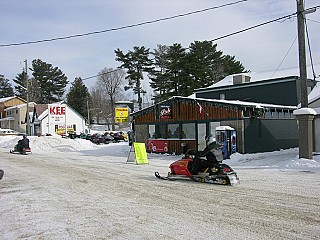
[126,142,148,164]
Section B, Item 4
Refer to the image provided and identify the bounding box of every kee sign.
[50,106,66,115]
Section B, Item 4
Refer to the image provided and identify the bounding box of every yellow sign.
[115,108,129,123]
[133,142,148,164]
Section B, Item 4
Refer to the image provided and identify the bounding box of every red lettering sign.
[49,106,66,115]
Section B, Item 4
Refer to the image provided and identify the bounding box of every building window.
[168,124,179,139]
[265,111,272,119]
[149,125,155,139]
[182,123,195,139]
[278,111,285,118]
[210,121,220,136]
[156,124,167,139]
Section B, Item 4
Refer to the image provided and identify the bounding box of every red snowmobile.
[10,136,31,155]
[155,149,239,186]
[10,145,31,155]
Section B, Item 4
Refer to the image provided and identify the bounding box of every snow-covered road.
[0,136,319,240]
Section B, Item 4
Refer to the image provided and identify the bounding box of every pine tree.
[221,54,246,76]
[115,46,153,110]
[66,77,90,118]
[13,72,27,99]
[0,74,14,97]
[187,41,224,90]
[149,44,188,101]
[149,44,170,103]
[30,59,68,103]
[148,41,246,99]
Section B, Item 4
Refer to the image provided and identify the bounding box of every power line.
[0,0,247,48]
[271,35,297,78]
[305,19,317,81]
[207,5,320,43]
[82,68,121,81]
[306,18,320,24]
[80,9,308,82]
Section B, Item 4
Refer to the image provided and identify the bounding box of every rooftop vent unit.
[233,74,251,85]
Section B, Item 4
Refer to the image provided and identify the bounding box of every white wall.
[40,104,86,135]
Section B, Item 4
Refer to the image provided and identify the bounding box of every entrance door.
[197,123,206,151]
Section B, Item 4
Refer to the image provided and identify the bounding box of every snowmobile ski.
[154,171,175,181]
[154,150,240,186]
[10,147,31,155]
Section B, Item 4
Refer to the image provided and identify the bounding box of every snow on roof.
[197,64,319,90]
[0,96,16,103]
[308,81,320,104]
[5,102,36,110]
[132,96,296,117]
[293,107,317,115]
[216,126,235,131]
[192,97,297,110]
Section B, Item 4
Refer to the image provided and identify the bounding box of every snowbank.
[1,135,320,171]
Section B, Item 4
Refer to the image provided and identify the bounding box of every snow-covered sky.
[1,0,319,92]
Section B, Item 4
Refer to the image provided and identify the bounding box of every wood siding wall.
[135,102,242,124]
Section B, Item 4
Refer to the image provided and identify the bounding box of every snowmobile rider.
[191,135,221,175]
[17,135,30,154]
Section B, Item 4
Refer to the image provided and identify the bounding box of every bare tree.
[96,68,125,130]
[89,87,108,127]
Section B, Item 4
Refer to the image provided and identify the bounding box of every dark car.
[103,133,114,143]
[90,133,106,144]
[110,132,125,142]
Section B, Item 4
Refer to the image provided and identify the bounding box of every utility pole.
[25,60,30,136]
[297,0,308,108]
[295,0,316,159]
[87,98,90,132]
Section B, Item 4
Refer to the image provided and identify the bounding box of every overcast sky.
[1,0,319,95]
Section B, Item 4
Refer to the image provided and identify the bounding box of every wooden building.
[132,96,298,155]
[0,96,27,129]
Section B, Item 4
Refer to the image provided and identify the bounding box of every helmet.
[206,135,215,145]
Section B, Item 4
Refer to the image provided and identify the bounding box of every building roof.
[131,96,297,117]
[0,96,26,104]
[0,96,16,103]
[36,102,85,121]
[309,82,320,104]
[5,102,36,110]
[195,64,319,92]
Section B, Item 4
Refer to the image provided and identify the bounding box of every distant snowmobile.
[10,146,32,155]
[155,146,240,185]
[10,135,31,155]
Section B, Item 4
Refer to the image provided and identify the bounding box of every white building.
[34,102,87,136]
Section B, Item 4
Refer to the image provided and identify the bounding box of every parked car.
[90,133,106,144]
[110,132,125,142]
[0,128,21,136]
[103,133,114,143]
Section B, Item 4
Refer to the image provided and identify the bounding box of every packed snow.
[0,135,319,240]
